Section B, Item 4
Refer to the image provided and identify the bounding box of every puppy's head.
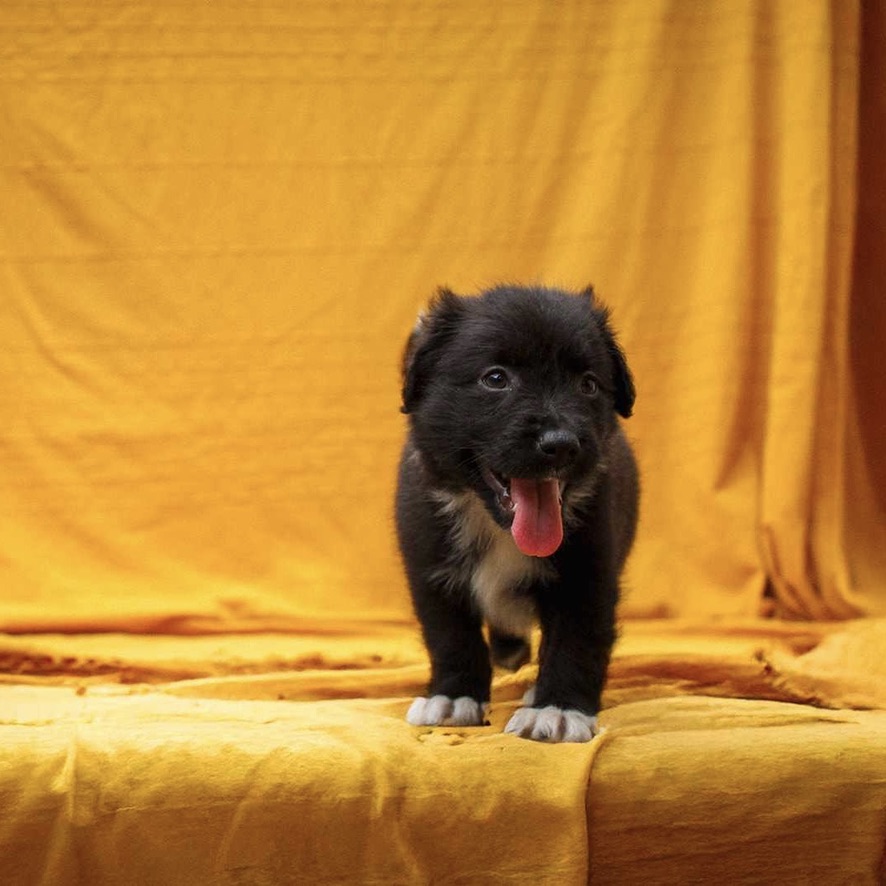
[401,285,635,558]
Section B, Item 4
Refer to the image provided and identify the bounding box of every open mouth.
[481,468,516,515]
[481,467,566,558]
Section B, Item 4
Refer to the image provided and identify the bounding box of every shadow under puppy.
[396,284,638,742]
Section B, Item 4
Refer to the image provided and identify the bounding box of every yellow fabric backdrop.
[1,0,882,629]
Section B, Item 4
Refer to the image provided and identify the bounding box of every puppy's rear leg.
[488,629,531,672]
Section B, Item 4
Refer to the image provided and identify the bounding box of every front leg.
[505,564,617,742]
[406,578,492,728]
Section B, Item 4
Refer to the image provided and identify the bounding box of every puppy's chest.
[435,492,554,635]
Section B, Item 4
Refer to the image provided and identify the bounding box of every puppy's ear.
[607,332,636,418]
[594,302,635,419]
[401,288,464,414]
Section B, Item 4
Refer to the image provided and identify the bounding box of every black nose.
[537,429,580,467]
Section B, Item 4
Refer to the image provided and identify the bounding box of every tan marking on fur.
[472,532,540,636]
[432,491,552,636]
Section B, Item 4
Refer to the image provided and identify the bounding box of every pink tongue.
[509,478,564,558]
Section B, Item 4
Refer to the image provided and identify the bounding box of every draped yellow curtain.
[0,0,882,632]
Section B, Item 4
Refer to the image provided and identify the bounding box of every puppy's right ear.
[401,288,463,414]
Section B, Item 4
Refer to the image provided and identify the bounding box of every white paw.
[522,685,536,706]
[406,695,486,727]
[504,706,600,743]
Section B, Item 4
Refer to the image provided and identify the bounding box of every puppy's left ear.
[605,327,636,418]
[588,291,635,419]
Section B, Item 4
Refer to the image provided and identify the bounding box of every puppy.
[396,285,638,742]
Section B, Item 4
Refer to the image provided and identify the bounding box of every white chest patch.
[471,529,541,636]
[433,491,553,637]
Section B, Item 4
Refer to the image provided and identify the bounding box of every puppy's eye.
[580,372,599,397]
[480,368,511,390]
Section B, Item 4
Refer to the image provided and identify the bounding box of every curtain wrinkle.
[844,0,886,616]
[757,2,862,619]
[807,0,859,620]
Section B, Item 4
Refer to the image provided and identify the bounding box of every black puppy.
[396,285,638,742]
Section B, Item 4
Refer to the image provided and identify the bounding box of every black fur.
[396,284,638,730]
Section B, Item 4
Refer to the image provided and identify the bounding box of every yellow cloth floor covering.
[2,620,885,884]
